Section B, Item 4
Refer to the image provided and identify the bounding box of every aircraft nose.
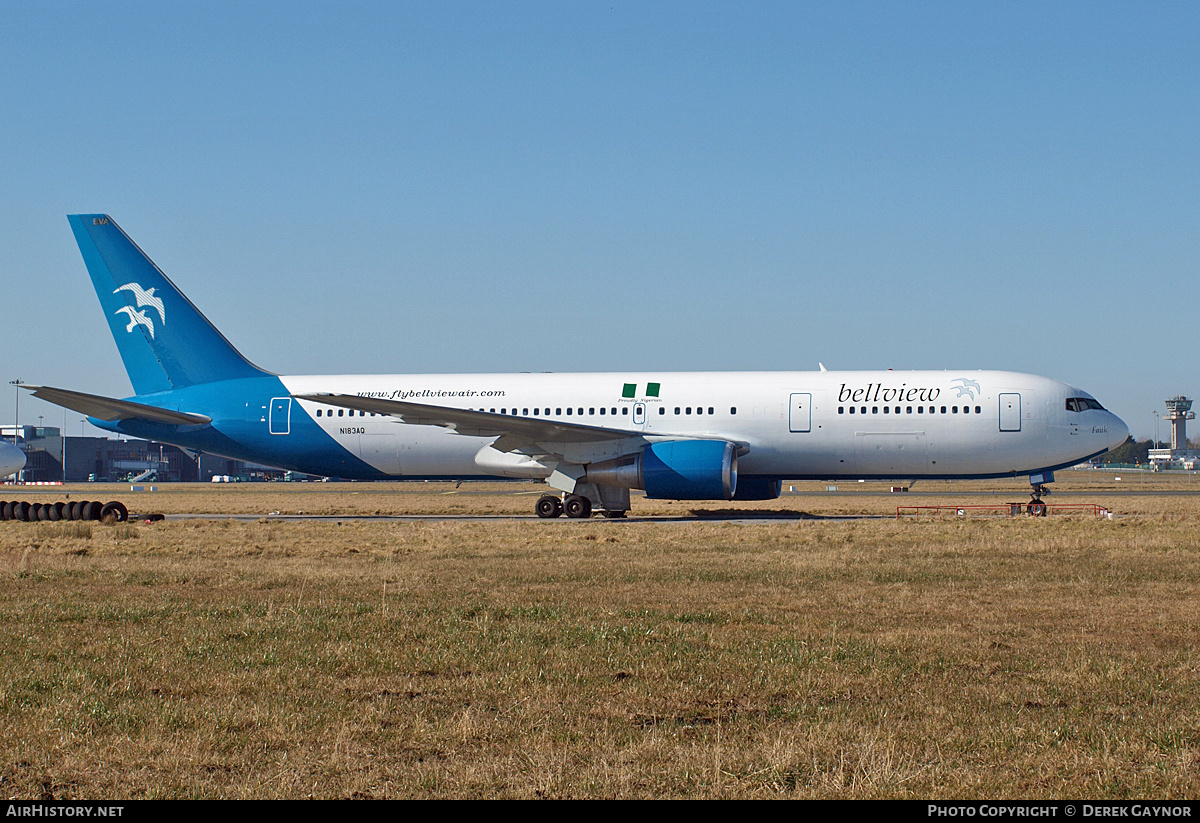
[1108,412,1130,451]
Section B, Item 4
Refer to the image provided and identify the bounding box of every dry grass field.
[1,472,1198,798]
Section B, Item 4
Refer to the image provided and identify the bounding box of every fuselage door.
[269,397,291,435]
[633,402,646,426]
[789,393,812,432]
[999,393,1021,432]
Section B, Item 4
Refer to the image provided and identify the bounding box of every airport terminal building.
[2,425,255,483]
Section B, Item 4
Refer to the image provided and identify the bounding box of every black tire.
[564,495,592,519]
[1027,501,1047,517]
[66,501,81,520]
[82,501,102,521]
[35,503,50,521]
[100,501,129,523]
[13,501,30,522]
[48,502,64,521]
[535,495,563,519]
[0,501,10,521]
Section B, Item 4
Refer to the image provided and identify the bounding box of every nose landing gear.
[1027,474,1052,516]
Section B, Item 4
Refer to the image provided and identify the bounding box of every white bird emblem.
[114,305,156,338]
[951,378,981,399]
[113,283,166,326]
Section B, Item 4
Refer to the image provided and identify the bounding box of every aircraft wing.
[297,392,656,452]
[23,385,213,426]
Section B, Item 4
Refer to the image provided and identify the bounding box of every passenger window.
[849,407,856,414]
[731,407,737,415]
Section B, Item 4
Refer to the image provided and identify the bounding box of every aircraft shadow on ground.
[687,509,870,520]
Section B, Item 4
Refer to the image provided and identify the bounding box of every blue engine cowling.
[731,477,782,501]
[641,440,737,500]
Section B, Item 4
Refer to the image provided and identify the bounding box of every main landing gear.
[535,493,627,519]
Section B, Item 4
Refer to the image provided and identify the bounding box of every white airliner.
[26,215,1129,517]
[1,440,25,479]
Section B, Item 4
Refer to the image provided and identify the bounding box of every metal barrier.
[896,503,1110,519]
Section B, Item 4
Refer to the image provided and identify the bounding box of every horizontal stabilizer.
[23,385,213,426]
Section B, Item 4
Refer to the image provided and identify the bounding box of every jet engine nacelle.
[585,440,737,500]
[731,477,782,501]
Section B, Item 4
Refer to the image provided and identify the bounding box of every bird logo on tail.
[113,283,166,339]
[115,305,156,338]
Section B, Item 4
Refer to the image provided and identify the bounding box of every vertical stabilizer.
[68,214,270,395]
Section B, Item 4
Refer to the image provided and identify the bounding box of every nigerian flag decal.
[622,382,661,398]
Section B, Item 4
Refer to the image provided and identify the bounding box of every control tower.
[1150,396,1199,469]
[1165,396,1194,450]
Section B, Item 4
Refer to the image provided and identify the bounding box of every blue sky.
[2,1,1196,440]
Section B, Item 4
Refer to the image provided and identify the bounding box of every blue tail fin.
[68,214,270,395]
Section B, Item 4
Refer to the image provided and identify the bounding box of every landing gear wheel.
[1027,500,1047,517]
[535,495,563,519]
[564,494,592,519]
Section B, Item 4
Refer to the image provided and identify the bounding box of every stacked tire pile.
[1,500,129,523]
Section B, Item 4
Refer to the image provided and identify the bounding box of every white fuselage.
[279,369,1128,481]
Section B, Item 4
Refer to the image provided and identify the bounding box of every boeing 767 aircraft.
[25,215,1128,517]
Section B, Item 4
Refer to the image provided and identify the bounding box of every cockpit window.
[1066,397,1105,412]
